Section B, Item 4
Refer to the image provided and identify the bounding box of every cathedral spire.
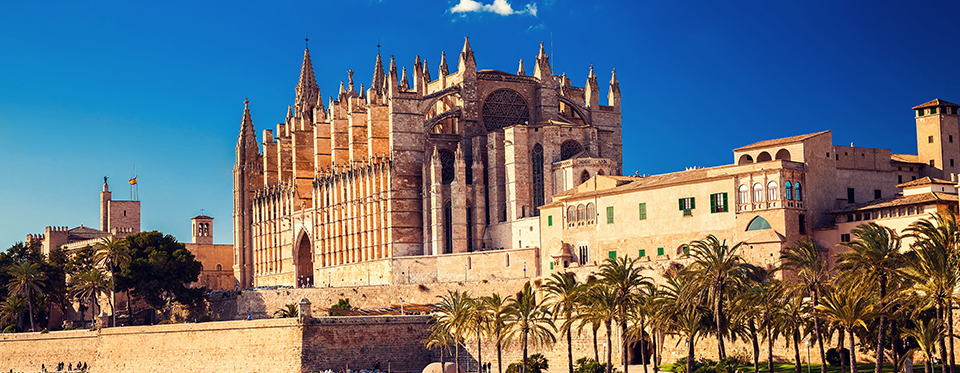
[458,37,476,74]
[534,42,552,81]
[389,55,399,95]
[608,68,620,109]
[372,52,386,96]
[423,59,432,83]
[517,59,526,76]
[585,64,599,108]
[439,51,449,77]
[236,98,258,164]
[401,66,410,90]
[295,47,319,111]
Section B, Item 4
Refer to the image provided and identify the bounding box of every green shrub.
[505,355,549,373]
[826,348,849,367]
[574,357,616,373]
[506,363,522,373]
[2,325,16,333]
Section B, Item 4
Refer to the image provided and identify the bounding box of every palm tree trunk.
[27,291,35,332]
[767,325,774,373]
[874,314,887,373]
[839,329,847,373]
[440,345,445,369]
[793,329,802,373]
[750,319,759,373]
[940,302,949,373]
[715,289,726,360]
[456,339,461,373]
[567,328,574,373]
[814,294,826,373]
[523,331,530,373]
[686,335,695,373]
[948,298,956,373]
[849,328,857,373]
[126,288,133,325]
[594,326,600,363]
[622,321,630,373]
[496,339,502,373]
[605,321,613,373]
[111,266,117,328]
[477,328,483,373]
[641,319,649,373]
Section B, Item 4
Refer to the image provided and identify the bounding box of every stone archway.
[295,233,314,288]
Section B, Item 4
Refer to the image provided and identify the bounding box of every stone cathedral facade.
[233,38,622,289]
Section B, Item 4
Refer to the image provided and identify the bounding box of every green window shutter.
[639,203,647,220]
[710,194,716,213]
[679,198,684,211]
[657,247,664,256]
[683,246,690,254]
[548,215,553,226]
[606,206,614,224]
[550,262,554,270]
[722,193,728,212]
[608,251,617,260]
[638,249,646,257]
[690,197,695,209]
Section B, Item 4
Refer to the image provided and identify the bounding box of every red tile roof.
[912,99,960,110]
[733,131,831,152]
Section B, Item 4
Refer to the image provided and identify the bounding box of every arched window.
[775,149,791,161]
[482,89,530,131]
[596,170,605,176]
[567,206,576,223]
[439,149,456,184]
[746,216,772,231]
[532,144,544,213]
[560,140,584,161]
[580,170,591,184]
[753,183,764,202]
[795,182,803,201]
[739,184,749,204]
[767,181,779,201]
[443,201,453,254]
[757,152,772,162]
[784,181,793,200]
[216,264,222,271]
[586,203,596,223]
[577,204,586,222]
[738,154,754,165]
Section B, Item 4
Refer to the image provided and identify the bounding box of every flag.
[129,177,137,185]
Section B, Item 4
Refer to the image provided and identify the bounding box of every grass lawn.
[657,363,926,373]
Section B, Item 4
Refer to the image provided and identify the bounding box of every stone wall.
[303,316,433,372]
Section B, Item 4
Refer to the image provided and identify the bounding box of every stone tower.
[914,99,960,179]
[100,177,111,231]
[192,215,213,245]
[233,98,262,290]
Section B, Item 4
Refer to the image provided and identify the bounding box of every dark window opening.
[532,143,544,214]
[841,233,850,242]
[439,149,456,184]
[847,188,855,204]
[874,190,881,200]
[798,214,806,235]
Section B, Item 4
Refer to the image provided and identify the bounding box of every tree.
[434,290,471,372]
[686,235,749,360]
[837,222,907,373]
[7,261,47,331]
[652,271,707,373]
[815,284,876,373]
[905,212,960,373]
[424,322,455,369]
[740,265,781,373]
[901,318,942,373]
[94,236,130,327]
[0,294,27,331]
[114,231,202,314]
[543,271,580,373]
[466,295,492,373]
[69,268,108,327]
[505,281,556,373]
[576,282,618,373]
[598,256,653,373]
[780,238,830,373]
[483,293,513,373]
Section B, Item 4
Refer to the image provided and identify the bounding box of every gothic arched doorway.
[296,233,314,288]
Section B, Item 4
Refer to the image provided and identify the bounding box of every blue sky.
[1,0,958,247]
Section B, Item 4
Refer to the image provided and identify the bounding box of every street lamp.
[805,339,812,373]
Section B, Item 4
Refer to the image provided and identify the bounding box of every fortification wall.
[303,316,433,372]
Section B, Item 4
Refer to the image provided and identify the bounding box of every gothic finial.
[400,66,409,90]
[439,51,449,76]
[517,59,525,76]
[347,70,355,92]
[423,59,432,82]
[538,42,547,60]
[588,64,595,79]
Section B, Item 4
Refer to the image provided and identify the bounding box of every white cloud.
[450,0,537,16]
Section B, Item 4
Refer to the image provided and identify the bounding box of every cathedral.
[233,38,623,288]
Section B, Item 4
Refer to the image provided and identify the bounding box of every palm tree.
[815,284,876,373]
[900,239,954,373]
[625,283,656,373]
[543,271,580,373]
[901,318,942,373]
[686,234,749,360]
[776,291,811,373]
[598,256,653,373]
[652,271,706,373]
[94,236,130,328]
[273,303,299,318]
[781,238,830,373]
[434,290,471,372]
[482,293,512,373]
[466,296,492,373]
[837,222,907,373]
[424,323,455,369]
[6,261,47,332]
[0,294,28,331]
[70,268,109,328]
[740,265,780,373]
[905,212,960,373]
[504,281,556,373]
[576,282,618,373]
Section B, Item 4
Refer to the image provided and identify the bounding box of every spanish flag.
[129,177,137,185]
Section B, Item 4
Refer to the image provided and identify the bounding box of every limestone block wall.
[302,316,433,372]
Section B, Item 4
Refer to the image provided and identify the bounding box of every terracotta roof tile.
[829,192,958,214]
[896,176,954,188]
[733,130,830,152]
[912,99,960,110]
[891,153,920,163]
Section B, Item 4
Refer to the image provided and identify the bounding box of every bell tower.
[914,99,960,179]
[192,214,214,245]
